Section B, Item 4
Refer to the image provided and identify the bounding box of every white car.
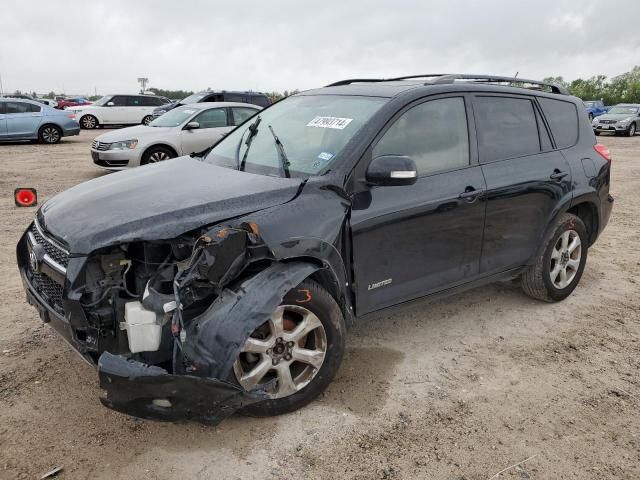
[90,102,261,170]
[68,94,171,129]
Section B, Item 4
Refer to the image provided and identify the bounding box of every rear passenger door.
[351,95,487,315]
[0,101,8,138]
[473,94,573,274]
[5,102,42,138]
[125,95,149,124]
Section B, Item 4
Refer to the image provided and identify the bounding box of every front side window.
[0,102,7,114]
[373,97,469,175]
[474,96,540,162]
[149,106,199,127]
[231,107,259,125]
[206,95,387,177]
[110,96,127,107]
[193,108,227,128]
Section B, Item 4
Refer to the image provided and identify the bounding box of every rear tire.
[595,131,601,136]
[237,279,346,417]
[521,213,588,302]
[142,115,153,126]
[38,124,62,144]
[140,146,176,165]
[80,114,98,129]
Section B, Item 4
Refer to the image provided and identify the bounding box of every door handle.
[31,114,42,117]
[458,187,485,202]
[550,170,568,181]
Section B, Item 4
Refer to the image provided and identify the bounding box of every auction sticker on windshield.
[306,116,353,130]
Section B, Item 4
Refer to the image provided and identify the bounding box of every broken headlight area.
[78,223,278,422]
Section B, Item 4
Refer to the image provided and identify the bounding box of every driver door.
[350,95,487,315]
[179,107,232,154]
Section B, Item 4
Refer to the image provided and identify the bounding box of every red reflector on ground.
[14,188,37,207]
[594,143,612,162]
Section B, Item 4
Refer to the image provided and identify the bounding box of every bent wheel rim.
[233,304,327,399]
[42,127,60,143]
[148,151,170,163]
[550,229,581,289]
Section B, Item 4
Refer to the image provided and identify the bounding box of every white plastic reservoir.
[124,301,162,353]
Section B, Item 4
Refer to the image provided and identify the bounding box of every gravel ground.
[0,130,638,480]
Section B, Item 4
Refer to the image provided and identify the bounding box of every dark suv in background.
[151,90,271,120]
[17,74,613,424]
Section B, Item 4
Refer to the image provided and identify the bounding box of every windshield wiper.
[268,125,291,178]
[236,115,262,171]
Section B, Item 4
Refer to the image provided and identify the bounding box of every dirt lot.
[0,130,638,480]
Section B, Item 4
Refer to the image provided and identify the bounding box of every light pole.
[137,77,149,93]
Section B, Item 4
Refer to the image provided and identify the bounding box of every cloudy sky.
[2,0,639,96]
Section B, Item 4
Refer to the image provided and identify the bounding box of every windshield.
[91,95,112,106]
[180,92,208,104]
[205,95,387,177]
[583,101,597,108]
[149,105,197,127]
[608,106,639,115]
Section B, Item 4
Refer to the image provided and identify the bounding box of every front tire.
[521,213,588,302]
[627,123,636,137]
[38,125,62,144]
[235,279,346,417]
[140,146,175,165]
[80,114,98,129]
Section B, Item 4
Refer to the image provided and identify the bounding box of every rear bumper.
[98,353,267,424]
[600,193,614,235]
[62,125,80,137]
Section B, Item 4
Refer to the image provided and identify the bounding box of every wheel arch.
[142,143,179,161]
[567,200,599,246]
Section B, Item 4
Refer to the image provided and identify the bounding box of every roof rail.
[326,74,569,95]
[430,74,570,95]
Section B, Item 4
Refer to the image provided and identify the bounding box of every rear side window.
[373,97,469,176]
[474,96,540,162]
[538,98,579,149]
[250,95,271,107]
[139,96,162,106]
[231,107,258,125]
[225,94,246,103]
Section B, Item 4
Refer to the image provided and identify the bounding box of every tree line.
[543,66,640,105]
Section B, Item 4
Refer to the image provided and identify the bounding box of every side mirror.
[185,121,200,130]
[366,155,417,186]
[106,101,115,106]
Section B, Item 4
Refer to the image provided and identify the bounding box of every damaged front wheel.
[233,280,346,416]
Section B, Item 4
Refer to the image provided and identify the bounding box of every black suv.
[17,74,613,424]
[151,90,271,120]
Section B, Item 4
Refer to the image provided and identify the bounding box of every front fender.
[183,261,319,378]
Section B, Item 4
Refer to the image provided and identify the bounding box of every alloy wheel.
[82,116,96,129]
[233,305,327,399]
[42,127,60,143]
[148,151,170,163]
[549,229,581,289]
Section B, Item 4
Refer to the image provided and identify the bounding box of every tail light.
[66,113,76,120]
[594,143,611,162]
[14,188,37,207]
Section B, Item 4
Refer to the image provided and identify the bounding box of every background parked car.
[592,103,640,136]
[38,98,58,108]
[0,98,79,143]
[56,97,92,110]
[90,102,260,169]
[68,94,171,129]
[151,90,271,120]
[583,100,608,120]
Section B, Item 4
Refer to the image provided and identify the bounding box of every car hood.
[596,113,634,121]
[39,157,303,254]
[95,125,174,143]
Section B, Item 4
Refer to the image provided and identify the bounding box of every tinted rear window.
[250,95,271,107]
[474,96,540,162]
[538,98,579,149]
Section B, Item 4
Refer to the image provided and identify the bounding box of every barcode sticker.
[306,116,353,130]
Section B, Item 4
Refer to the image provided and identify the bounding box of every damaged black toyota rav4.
[17,74,613,424]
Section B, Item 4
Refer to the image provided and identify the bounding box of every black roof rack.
[325,74,569,95]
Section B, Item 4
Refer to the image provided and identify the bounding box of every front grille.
[30,223,69,268]
[600,120,617,124]
[30,270,64,315]
[91,140,111,151]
